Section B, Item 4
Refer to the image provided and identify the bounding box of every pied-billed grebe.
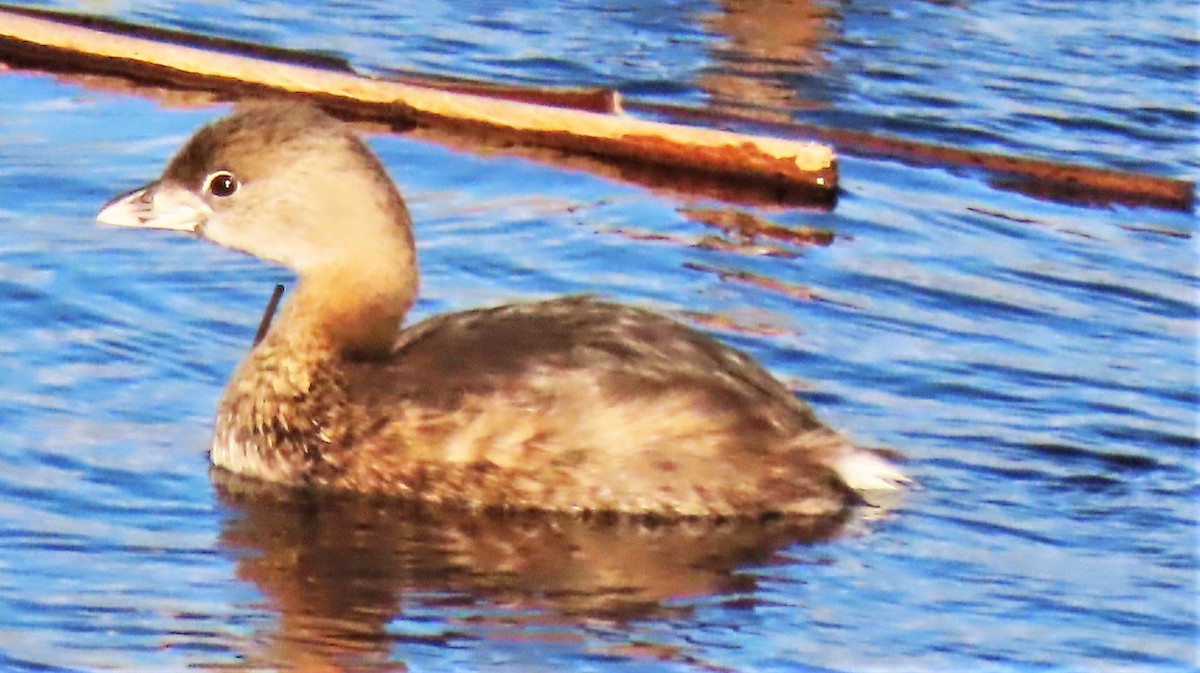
[97,101,904,518]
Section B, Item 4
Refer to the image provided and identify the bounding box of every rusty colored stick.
[0,4,1190,212]
[627,102,1194,212]
[0,5,837,203]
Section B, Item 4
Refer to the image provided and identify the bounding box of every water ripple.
[1,1,1197,671]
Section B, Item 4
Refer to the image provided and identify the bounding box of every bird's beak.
[96,182,211,233]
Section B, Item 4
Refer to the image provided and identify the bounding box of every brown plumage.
[97,101,905,519]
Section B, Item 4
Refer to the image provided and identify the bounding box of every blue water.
[0,0,1196,671]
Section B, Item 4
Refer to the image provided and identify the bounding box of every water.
[0,0,1196,670]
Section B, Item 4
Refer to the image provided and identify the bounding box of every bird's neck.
[267,259,418,361]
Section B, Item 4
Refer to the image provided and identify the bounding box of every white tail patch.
[832,448,910,492]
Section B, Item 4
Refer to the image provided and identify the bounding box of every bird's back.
[335,297,854,517]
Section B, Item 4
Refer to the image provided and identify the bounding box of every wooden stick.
[0,4,1190,212]
[0,5,627,114]
[627,102,1194,212]
[253,284,285,346]
[0,6,837,201]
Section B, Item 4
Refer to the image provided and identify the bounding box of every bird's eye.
[204,171,239,198]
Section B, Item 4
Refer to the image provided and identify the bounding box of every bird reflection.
[213,471,846,670]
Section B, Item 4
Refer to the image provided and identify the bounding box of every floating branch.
[0,5,836,206]
[0,4,1190,212]
[632,105,1194,213]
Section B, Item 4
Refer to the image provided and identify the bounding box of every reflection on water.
[215,473,844,670]
[698,0,832,122]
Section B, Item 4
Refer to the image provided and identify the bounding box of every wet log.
[0,4,1191,212]
[629,102,1194,212]
[0,5,837,204]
